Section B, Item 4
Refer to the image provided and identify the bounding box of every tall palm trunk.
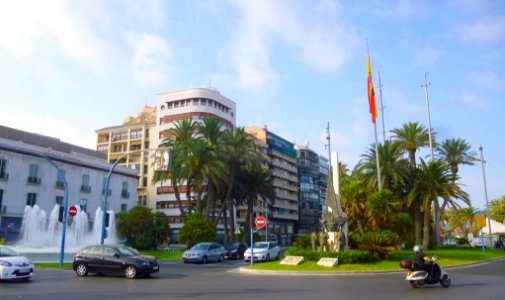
[173,183,187,222]
[423,202,432,249]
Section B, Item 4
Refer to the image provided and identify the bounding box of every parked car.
[72,244,159,279]
[225,242,248,260]
[244,241,280,262]
[0,246,35,281]
[182,242,226,263]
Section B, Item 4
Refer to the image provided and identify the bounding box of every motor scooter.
[400,256,451,288]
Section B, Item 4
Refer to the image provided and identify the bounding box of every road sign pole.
[250,216,254,267]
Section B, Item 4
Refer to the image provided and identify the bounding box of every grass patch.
[140,250,183,261]
[35,263,73,269]
[249,248,505,272]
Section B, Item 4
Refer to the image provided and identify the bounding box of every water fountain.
[13,204,118,262]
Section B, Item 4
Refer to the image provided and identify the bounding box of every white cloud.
[413,48,444,66]
[460,16,505,44]
[2,114,95,150]
[126,32,177,87]
[216,0,358,90]
[459,91,492,110]
[475,72,505,91]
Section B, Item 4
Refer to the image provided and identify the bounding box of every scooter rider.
[413,245,433,278]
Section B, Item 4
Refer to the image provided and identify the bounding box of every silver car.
[182,242,226,263]
[0,246,35,281]
[244,241,280,262]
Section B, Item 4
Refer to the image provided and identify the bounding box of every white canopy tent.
[482,218,505,235]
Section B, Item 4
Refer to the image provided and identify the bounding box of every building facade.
[95,105,156,207]
[0,125,138,242]
[245,126,299,245]
[155,87,236,235]
[295,144,329,235]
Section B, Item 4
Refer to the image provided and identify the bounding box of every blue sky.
[1,0,503,210]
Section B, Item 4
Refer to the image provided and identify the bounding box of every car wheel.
[275,252,280,260]
[202,256,208,264]
[124,265,137,279]
[75,263,88,277]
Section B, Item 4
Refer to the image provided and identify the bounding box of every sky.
[1,0,503,211]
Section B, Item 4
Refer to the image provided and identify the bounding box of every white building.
[0,125,138,242]
[155,87,236,236]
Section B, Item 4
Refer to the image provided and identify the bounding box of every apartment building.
[95,105,156,207]
[245,126,299,246]
[295,144,329,235]
[0,125,137,242]
[155,87,236,234]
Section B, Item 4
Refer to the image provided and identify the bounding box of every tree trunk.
[423,203,432,249]
[173,182,187,222]
[414,208,422,245]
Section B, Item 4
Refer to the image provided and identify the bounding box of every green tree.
[435,138,477,244]
[407,160,470,249]
[177,212,217,247]
[446,206,476,239]
[116,206,170,250]
[391,121,432,245]
[490,195,505,223]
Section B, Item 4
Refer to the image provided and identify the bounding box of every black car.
[225,242,248,260]
[73,244,159,279]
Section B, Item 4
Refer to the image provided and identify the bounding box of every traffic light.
[105,212,110,227]
[58,206,64,222]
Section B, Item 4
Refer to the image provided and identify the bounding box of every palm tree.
[435,138,477,244]
[153,119,198,222]
[357,141,409,191]
[390,122,432,245]
[221,127,264,242]
[407,160,470,249]
[233,165,275,246]
[340,171,368,234]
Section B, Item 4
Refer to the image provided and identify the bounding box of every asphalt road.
[1,258,504,300]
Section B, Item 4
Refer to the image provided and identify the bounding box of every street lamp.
[479,145,492,247]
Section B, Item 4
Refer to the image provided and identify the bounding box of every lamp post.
[43,156,69,266]
[479,145,492,247]
[101,147,172,245]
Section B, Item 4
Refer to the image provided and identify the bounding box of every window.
[27,193,37,207]
[80,199,88,212]
[0,189,3,211]
[56,196,64,206]
[121,204,127,212]
[28,164,40,184]
[0,158,7,179]
[130,129,142,139]
[56,170,65,188]
[104,247,117,257]
[121,182,129,198]
[102,178,111,196]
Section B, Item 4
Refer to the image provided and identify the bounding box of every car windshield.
[191,243,209,250]
[227,243,239,250]
[0,247,19,257]
[253,243,268,249]
[116,246,139,256]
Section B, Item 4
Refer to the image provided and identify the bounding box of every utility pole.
[422,73,434,160]
[325,122,331,166]
[378,71,386,143]
[479,145,493,247]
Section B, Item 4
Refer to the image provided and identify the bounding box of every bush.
[349,230,397,260]
[455,237,468,245]
[293,234,312,249]
[177,213,217,247]
[284,247,378,264]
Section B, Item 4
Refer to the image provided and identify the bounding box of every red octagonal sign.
[255,216,266,228]
[68,205,78,217]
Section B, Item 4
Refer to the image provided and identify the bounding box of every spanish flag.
[367,55,378,124]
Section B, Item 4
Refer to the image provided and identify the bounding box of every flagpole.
[378,70,386,143]
[366,39,382,192]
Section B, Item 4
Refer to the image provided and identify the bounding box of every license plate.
[153,266,159,271]
[19,268,30,273]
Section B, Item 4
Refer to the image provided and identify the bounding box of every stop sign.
[255,216,266,228]
[68,205,78,217]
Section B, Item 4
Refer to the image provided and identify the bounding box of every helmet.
[413,245,422,252]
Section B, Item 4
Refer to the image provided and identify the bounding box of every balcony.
[55,181,65,189]
[272,212,299,221]
[0,172,8,180]
[27,176,41,185]
[80,185,91,193]
[101,189,112,196]
[121,190,130,199]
